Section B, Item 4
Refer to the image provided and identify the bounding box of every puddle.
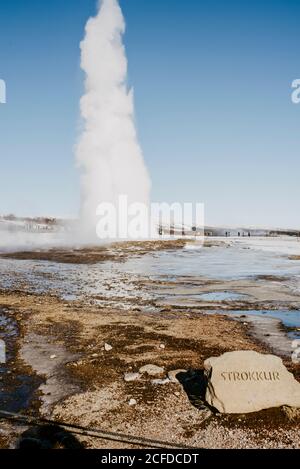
[203,309,300,357]
[196,291,248,301]
[0,309,42,413]
[229,310,300,340]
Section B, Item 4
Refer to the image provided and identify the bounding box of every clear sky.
[0,0,300,228]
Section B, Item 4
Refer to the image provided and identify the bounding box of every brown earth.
[0,290,299,449]
[0,239,190,264]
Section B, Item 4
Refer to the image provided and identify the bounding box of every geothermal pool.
[0,237,300,347]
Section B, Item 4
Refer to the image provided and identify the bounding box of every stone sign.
[204,350,300,414]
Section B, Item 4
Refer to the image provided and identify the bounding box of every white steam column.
[76,0,151,241]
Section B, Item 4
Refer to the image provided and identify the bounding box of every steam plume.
[76,0,151,240]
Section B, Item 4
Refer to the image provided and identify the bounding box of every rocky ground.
[0,288,299,449]
[0,239,300,449]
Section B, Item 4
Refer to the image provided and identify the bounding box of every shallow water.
[189,291,249,301]
[119,244,300,281]
[217,310,300,340]
[0,240,300,339]
[1,242,300,295]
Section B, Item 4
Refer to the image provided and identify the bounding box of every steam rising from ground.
[0,0,150,250]
[76,0,151,241]
[0,231,67,252]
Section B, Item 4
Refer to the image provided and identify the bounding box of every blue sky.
[0,0,300,227]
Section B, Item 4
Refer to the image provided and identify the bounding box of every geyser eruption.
[76,0,151,241]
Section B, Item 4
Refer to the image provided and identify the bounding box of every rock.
[167,369,187,383]
[104,343,113,352]
[204,350,300,414]
[151,378,170,385]
[139,364,164,377]
[159,344,165,349]
[50,355,57,360]
[124,372,141,382]
[128,399,137,406]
